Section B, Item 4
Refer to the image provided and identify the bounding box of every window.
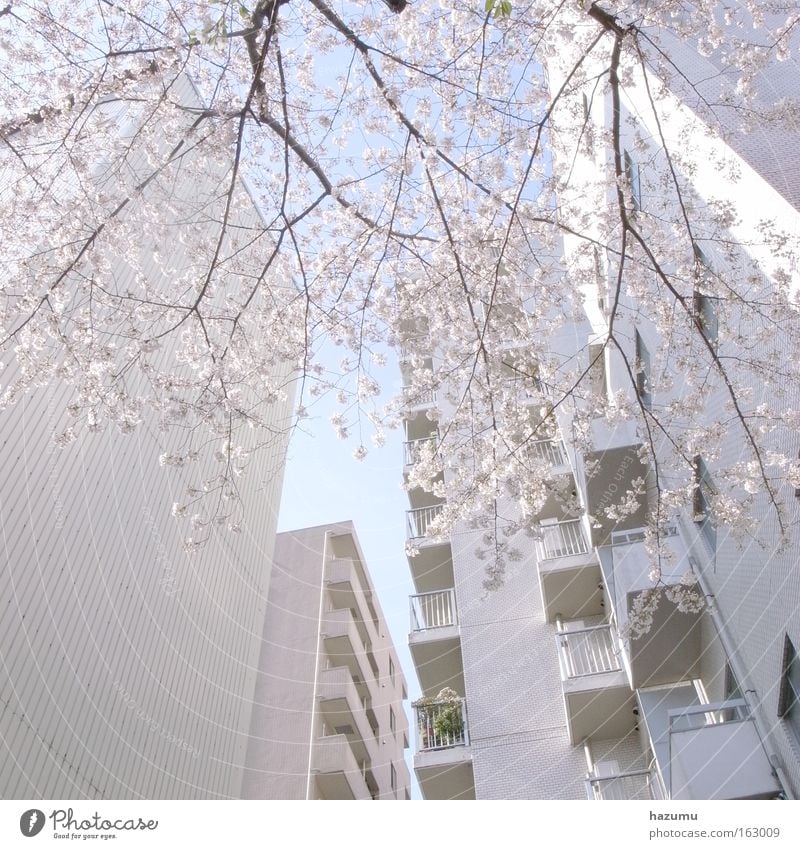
[582,93,594,154]
[795,449,800,498]
[588,342,608,407]
[389,657,395,685]
[723,662,744,721]
[389,707,396,733]
[624,150,642,211]
[778,635,800,742]
[693,456,717,551]
[634,330,652,409]
[694,292,719,344]
[390,763,397,791]
[693,244,719,345]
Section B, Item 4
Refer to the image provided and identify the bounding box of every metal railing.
[556,624,621,679]
[403,435,438,466]
[401,385,436,408]
[406,504,444,539]
[416,698,468,751]
[527,438,568,467]
[668,698,750,732]
[586,770,656,800]
[410,589,457,632]
[538,519,589,560]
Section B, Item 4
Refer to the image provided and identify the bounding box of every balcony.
[326,558,380,647]
[416,697,469,752]
[586,769,659,800]
[521,439,578,521]
[403,434,438,467]
[318,666,378,766]
[406,504,445,542]
[528,437,569,467]
[413,696,475,799]
[406,540,455,595]
[401,385,436,411]
[409,590,464,694]
[582,418,649,546]
[668,700,782,800]
[638,685,782,800]
[599,525,705,689]
[321,608,378,693]
[313,734,371,800]
[535,519,604,622]
[555,623,636,743]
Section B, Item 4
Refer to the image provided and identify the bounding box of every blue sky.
[276,354,422,794]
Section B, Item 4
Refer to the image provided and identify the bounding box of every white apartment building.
[242,522,410,800]
[0,77,296,799]
[401,8,800,801]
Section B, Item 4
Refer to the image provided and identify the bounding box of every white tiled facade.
[242,522,410,800]
[403,8,800,801]
[0,78,296,799]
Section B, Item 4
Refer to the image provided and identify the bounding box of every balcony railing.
[586,770,657,800]
[556,624,622,679]
[538,519,589,560]
[406,504,444,539]
[527,438,568,467]
[401,385,436,408]
[668,698,750,732]
[410,589,457,632]
[416,698,468,751]
[403,435,438,466]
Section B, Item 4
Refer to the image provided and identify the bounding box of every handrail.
[406,504,444,539]
[410,589,457,631]
[538,519,589,560]
[556,624,621,679]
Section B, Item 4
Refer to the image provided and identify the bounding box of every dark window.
[624,150,642,211]
[693,245,719,344]
[778,636,800,744]
[693,456,717,551]
[635,330,652,409]
[389,707,396,733]
[694,291,719,344]
[390,763,397,791]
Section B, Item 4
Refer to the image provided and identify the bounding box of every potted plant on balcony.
[412,687,464,747]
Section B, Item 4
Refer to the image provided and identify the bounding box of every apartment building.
[0,77,296,799]
[400,9,800,800]
[242,522,410,800]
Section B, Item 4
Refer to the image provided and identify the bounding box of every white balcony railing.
[416,698,468,751]
[556,624,622,679]
[538,519,589,560]
[668,698,750,731]
[527,438,568,467]
[403,435,438,466]
[586,770,657,800]
[401,385,436,408]
[410,589,457,632]
[406,504,444,539]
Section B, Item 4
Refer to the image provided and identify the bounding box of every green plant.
[433,702,464,740]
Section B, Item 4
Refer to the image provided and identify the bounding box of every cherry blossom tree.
[2,0,800,602]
